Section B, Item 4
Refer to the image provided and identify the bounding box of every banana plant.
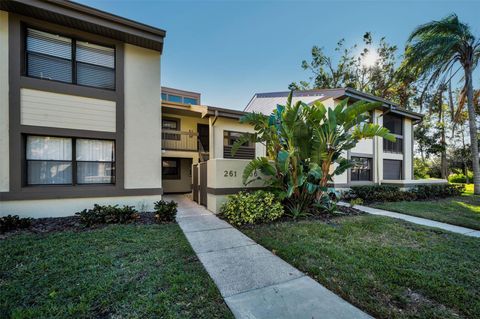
[233,91,396,211]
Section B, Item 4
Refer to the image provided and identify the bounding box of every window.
[383,159,402,180]
[223,131,255,159]
[224,131,252,147]
[183,97,198,105]
[76,139,115,184]
[162,118,179,130]
[25,28,115,89]
[26,136,115,185]
[383,114,403,135]
[75,41,115,89]
[26,136,72,185]
[383,113,403,153]
[161,93,167,100]
[167,95,182,103]
[162,158,180,179]
[162,118,181,140]
[26,29,72,83]
[351,157,372,181]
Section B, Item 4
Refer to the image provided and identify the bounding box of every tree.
[399,14,480,194]
[294,32,417,107]
[232,93,394,214]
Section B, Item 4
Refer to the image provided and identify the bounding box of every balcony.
[162,130,198,151]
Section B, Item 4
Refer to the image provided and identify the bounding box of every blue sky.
[77,0,480,110]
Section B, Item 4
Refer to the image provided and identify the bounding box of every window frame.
[162,117,181,141]
[23,26,116,90]
[382,113,404,154]
[223,130,253,147]
[162,158,181,180]
[350,156,373,182]
[25,135,116,186]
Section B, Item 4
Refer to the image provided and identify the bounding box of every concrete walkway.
[339,202,480,238]
[167,195,372,319]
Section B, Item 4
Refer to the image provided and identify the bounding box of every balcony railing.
[162,130,198,151]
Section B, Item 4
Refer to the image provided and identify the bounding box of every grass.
[0,224,232,319]
[371,184,480,230]
[242,215,480,319]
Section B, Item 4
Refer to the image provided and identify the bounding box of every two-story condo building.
[244,88,426,188]
[0,0,166,216]
[0,1,433,218]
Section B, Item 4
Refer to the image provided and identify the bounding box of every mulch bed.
[0,212,159,240]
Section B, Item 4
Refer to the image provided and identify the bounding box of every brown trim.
[206,187,265,195]
[0,0,165,52]
[3,14,144,202]
[0,187,163,201]
[19,76,117,101]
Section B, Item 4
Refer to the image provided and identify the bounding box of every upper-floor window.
[223,131,255,159]
[183,97,198,105]
[383,113,403,153]
[26,28,115,90]
[167,94,182,103]
[161,92,198,105]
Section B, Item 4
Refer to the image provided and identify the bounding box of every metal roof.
[244,88,424,121]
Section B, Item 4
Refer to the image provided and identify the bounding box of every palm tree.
[232,93,394,214]
[400,14,480,194]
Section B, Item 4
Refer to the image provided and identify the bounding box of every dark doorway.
[199,162,207,206]
[192,164,198,203]
[197,124,209,152]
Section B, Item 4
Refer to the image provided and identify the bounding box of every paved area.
[339,202,480,238]
[167,195,372,319]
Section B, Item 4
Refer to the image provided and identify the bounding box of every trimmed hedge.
[75,204,139,226]
[345,184,464,203]
[220,191,284,226]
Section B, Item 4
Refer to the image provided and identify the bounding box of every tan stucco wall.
[0,11,8,192]
[206,158,266,213]
[20,88,116,132]
[0,195,162,218]
[209,117,266,159]
[207,158,265,189]
[124,44,162,189]
[162,158,192,193]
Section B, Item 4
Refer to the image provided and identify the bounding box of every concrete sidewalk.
[168,195,372,319]
[339,202,480,238]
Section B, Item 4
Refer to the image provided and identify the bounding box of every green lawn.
[0,224,232,319]
[243,215,480,319]
[371,184,480,230]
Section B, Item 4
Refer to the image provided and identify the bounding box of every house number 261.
[224,170,237,177]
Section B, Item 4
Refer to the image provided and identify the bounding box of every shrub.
[154,200,178,223]
[0,215,32,233]
[345,183,464,203]
[346,185,412,202]
[220,191,284,226]
[349,198,364,207]
[412,184,464,199]
[448,171,474,183]
[76,204,138,227]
